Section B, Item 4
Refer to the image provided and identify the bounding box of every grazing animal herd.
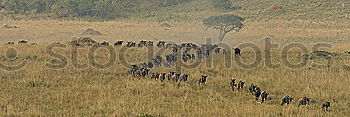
[129,66,191,83]
[5,39,332,111]
[5,40,28,45]
[128,63,331,111]
[123,40,332,112]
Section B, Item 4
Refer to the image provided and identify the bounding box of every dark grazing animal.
[166,53,177,64]
[214,48,221,53]
[159,73,166,82]
[140,68,150,78]
[147,62,153,68]
[134,70,142,78]
[254,87,261,100]
[172,47,179,53]
[199,75,208,84]
[98,41,109,46]
[298,97,310,107]
[230,78,237,91]
[171,74,181,82]
[138,40,147,47]
[141,62,149,69]
[191,54,196,60]
[179,74,189,82]
[237,81,245,90]
[166,43,177,49]
[261,91,269,103]
[114,41,124,46]
[167,72,176,81]
[249,84,257,95]
[182,52,192,62]
[146,41,154,47]
[281,96,293,106]
[234,48,241,56]
[126,41,136,47]
[129,64,139,77]
[322,101,331,111]
[151,73,160,80]
[18,40,28,44]
[6,41,15,45]
[153,56,162,67]
[157,41,166,47]
[141,62,153,69]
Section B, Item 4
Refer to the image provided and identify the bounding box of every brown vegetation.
[0,20,349,116]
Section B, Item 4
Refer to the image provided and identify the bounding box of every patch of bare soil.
[159,22,172,28]
[3,25,20,29]
[81,28,102,35]
[266,5,285,14]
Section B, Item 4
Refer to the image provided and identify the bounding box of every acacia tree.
[203,14,244,42]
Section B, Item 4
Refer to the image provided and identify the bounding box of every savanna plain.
[1,1,350,116]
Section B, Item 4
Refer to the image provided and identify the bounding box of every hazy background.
[0,0,349,47]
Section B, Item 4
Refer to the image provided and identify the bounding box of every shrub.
[212,0,241,10]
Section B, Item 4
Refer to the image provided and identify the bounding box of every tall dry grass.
[0,44,349,116]
[0,20,349,116]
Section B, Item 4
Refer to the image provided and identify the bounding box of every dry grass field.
[1,19,350,46]
[0,19,350,116]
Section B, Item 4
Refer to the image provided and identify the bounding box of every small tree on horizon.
[203,14,244,42]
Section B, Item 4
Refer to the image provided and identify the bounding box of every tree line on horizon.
[0,0,240,20]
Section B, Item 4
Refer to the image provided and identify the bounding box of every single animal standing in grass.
[322,101,331,111]
[237,80,245,90]
[151,72,160,80]
[159,73,166,82]
[179,74,189,82]
[234,48,241,56]
[199,75,208,84]
[157,41,166,47]
[114,41,124,46]
[172,73,181,82]
[254,87,261,101]
[18,40,28,44]
[230,78,237,91]
[249,84,257,95]
[167,72,176,81]
[281,96,293,106]
[298,97,310,107]
[261,91,269,103]
[98,41,109,46]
